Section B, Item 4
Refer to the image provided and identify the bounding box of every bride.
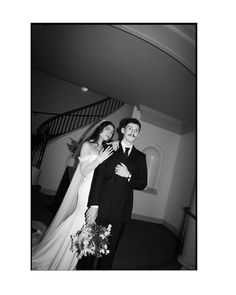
[32,120,116,270]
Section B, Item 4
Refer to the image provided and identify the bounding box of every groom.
[77,118,147,270]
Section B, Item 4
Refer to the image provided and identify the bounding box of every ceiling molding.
[139,104,182,134]
[181,115,196,134]
[165,25,195,45]
[139,105,196,134]
[112,24,196,75]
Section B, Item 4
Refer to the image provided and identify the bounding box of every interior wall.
[164,131,196,231]
[38,104,133,192]
[32,69,105,133]
[131,107,181,220]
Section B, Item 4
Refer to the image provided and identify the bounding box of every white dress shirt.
[120,141,133,156]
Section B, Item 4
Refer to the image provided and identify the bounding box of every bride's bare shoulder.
[81,141,95,153]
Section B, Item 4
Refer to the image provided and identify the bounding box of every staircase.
[32,97,124,169]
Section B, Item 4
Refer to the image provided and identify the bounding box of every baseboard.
[162,220,179,236]
[40,188,56,196]
[132,213,179,236]
[132,213,162,224]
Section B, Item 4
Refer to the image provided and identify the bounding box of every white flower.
[83,240,89,247]
[70,223,113,259]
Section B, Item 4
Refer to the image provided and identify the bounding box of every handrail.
[32,97,123,169]
[37,97,120,136]
[32,111,61,116]
[183,207,196,220]
[176,206,196,256]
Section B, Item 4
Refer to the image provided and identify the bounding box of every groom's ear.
[121,127,125,134]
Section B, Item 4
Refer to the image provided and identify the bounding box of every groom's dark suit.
[88,143,147,222]
[78,142,147,269]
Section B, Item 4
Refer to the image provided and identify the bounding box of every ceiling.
[31,24,196,122]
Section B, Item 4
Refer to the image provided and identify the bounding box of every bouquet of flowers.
[70,223,112,260]
[32,229,43,246]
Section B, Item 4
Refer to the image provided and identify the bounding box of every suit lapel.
[116,142,124,157]
[112,143,138,164]
[127,145,137,160]
[117,142,137,157]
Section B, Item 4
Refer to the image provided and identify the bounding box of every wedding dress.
[32,154,97,270]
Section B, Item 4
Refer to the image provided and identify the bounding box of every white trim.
[40,188,56,196]
[166,25,195,45]
[181,115,196,134]
[139,104,182,134]
[139,104,196,134]
[112,24,195,75]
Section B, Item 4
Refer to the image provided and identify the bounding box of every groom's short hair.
[117,118,141,140]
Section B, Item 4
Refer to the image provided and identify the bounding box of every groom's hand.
[115,163,130,178]
[85,207,98,225]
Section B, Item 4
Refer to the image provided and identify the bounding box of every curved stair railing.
[32,97,124,169]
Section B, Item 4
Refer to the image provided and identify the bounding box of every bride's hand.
[97,146,113,164]
[107,140,119,151]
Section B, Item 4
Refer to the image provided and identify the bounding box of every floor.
[31,186,182,270]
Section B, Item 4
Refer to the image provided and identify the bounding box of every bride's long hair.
[86,120,115,144]
[73,120,115,160]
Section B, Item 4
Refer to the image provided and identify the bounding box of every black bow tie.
[124,147,130,157]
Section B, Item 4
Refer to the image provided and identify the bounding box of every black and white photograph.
[31,23,197,271]
[2,1,236,294]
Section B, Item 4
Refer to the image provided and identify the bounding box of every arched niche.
[143,145,164,194]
